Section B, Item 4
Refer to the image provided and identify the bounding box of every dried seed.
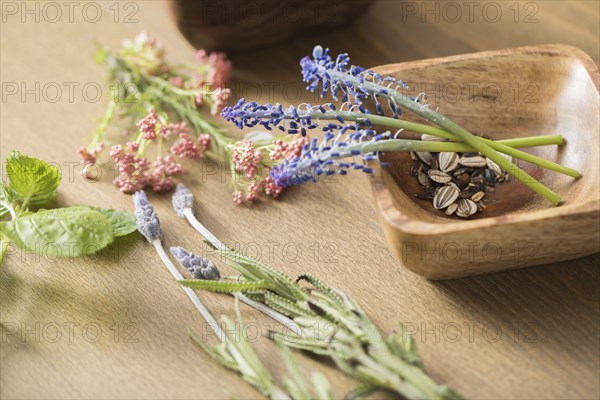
[410,160,422,176]
[445,202,458,216]
[456,199,477,218]
[483,169,497,186]
[429,154,439,171]
[417,171,432,187]
[455,173,471,190]
[421,134,447,142]
[452,167,471,177]
[439,152,459,172]
[414,192,434,200]
[460,189,474,199]
[410,152,417,161]
[416,151,432,165]
[459,155,487,167]
[486,157,503,176]
[433,185,459,209]
[471,191,485,202]
[476,200,486,212]
[428,169,452,184]
[471,176,485,186]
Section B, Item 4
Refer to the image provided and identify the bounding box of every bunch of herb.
[82,33,313,204]
[0,151,136,265]
[222,45,582,207]
[166,184,461,399]
[79,32,231,193]
[132,189,331,399]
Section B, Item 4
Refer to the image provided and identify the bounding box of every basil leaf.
[0,179,12,219]
[0,207,114,257]
[90,207,137,237]
[6,150,61,206]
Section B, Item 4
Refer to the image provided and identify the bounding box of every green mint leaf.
[6,150,61,207]
[0,179,13,219]
[90,207,137,237]
[0,207,114,257]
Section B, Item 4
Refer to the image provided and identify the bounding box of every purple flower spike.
[270,129,390,188]
[172,183,194,218]
[170,246,220,281]
[132,190,162,242]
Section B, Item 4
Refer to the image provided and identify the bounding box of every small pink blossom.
[170,133,209,160]
[110,142,150,193]
[232,140,263,179]
[263,176,283,198]
[245,181,262,202]
[198,134,212,154]
[137,109,159,141]
[232,190,244,205]
[162,121,190,138]
[148,155,184,191]
[211,87,231,115]
[170,76,184,87]
[286,136,307,159]
[78,143,105,165]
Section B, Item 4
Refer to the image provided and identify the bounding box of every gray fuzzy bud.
[170,246,220,280]
[172,183,194,218]
[133,191,162,243]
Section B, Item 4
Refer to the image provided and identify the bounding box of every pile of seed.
[410,135,512,218]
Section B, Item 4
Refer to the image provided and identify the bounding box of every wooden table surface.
[1,1,599,399]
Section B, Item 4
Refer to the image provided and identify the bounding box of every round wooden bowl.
[168,0,374,51]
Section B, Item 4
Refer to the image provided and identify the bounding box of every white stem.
[182,207,302,337]
[152,239,226,343]
[183,207,225,250]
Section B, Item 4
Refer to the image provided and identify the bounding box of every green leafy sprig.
[182,246,461,399]
[171,185,461,399]
[0,151,136,264]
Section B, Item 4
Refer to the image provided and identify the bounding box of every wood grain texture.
[1,1,599,399]
[368,44,600,278]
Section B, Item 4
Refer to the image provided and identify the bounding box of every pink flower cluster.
[110,142,152,193]
[231,136,308,204]
[196,50,232,89]
[109,110,211,193]
[232,140,263,179]
[78,143,105,166]
[269,137,306,161]
[171,133,211,160]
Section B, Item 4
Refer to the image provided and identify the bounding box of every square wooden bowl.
[368,45,600,279]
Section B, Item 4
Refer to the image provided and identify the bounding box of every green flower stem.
[384,99,562,205]
[89,97,116,147]
[300,109,561,145]
[299,110,580,179]
[366,139,580,179]
[329,70,563,205]
[356,139,528,154]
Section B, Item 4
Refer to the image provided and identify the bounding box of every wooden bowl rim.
[368,44,600,236]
